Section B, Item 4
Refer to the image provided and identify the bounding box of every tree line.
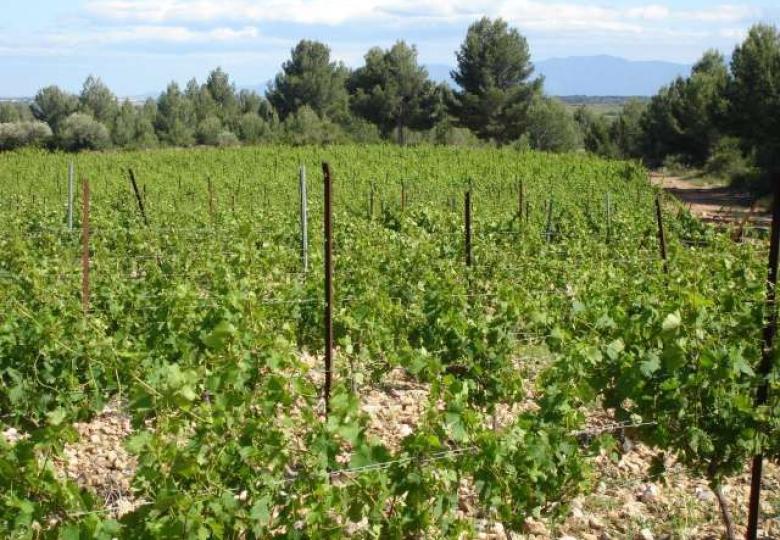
[0,18,589,153]
[585,24,780,190]
[2,17,779,189]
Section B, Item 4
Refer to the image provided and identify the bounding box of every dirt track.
[651,174,771,228]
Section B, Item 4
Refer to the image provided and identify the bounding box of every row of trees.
[8,16,775,179]
[0,18,592,152]
[589,24,780,188]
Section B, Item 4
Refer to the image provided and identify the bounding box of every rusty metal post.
[465,190,472,267]
[518,179,524,223]
[299,166,308,274]
[322,162,334,417]
[655,194,669,274]
[746,174,780,540]
[81,178,90,315]
[128,169,148,226]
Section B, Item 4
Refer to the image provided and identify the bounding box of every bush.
[511,134,532,152]
[0,122,53,150]
[526,98,582,152]
[238,113,274,144]
[197,116,223,146]
[281,106,343,146]
[574,107,618,158]
[0,103,34,123]
[339,116,382,144]
[216,131,240,147]
[704,137,755,180]
[59,113,111,151]
[661,154,694,176]
[431,123,482,147]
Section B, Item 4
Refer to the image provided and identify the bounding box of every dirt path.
[651,173,771,228]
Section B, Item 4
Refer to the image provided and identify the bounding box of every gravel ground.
[3,356,778,538]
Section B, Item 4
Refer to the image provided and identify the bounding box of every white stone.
[636,528,654,540]
[695,486,715,503]
[638,483,660,503]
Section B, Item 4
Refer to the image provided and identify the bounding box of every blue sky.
[1,0,779,96]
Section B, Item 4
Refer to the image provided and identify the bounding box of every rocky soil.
[3,358,778,538]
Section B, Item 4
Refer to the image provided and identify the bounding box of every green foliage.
[80,75,119,126]
[450,17,542,144]
[58,113,111,151]
[430,121,482,147]
[338,116,383,144]
[31,86,79,133]
[526,97,582,153]
[0,122,52,151]
[704,137,755,180]
[0,145,687,537]
[0,102,34,123]
[196,115,224,146]
[575,107,618,158]
[543,237,771,491]
[622,23,780,189]
[281,106,343,145]
[112,100,159,149]
[267,40,350,121]
[185,77,219,125]
[238,113,274,144]
[611,99,647,159]
[728,24,780,173]
[216,130,240,147]
[155,82,196,147]
[348,41,438,144]
[641,50,730,167]
[205,67,240,126]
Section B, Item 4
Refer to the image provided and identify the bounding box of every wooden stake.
[81,178,91,315]
[322,162,334,417]
[746,174,780,540]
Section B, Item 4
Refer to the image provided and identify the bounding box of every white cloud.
[2,0,766,65]
[82,0,763,35]
[626,5,670,21]
[496,1,641,33]
[678,5,759,23]
[45,25,262,46]
[84,0,395,25]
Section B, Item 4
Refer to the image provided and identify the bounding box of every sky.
[1,0,779,97]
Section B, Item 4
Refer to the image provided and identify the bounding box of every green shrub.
[58,113,110,151]
[704,137,755,180]
[431,122,482,146]
[281,106,343,146]
[216,131,240,147]
[0,122,53,150]
[237,113,274,144]
[661,154,693,176]
[527,97,582,152]
[339,116,382,144]
[197,116,223,146]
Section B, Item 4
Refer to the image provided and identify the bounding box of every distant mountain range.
[426,55,692,97]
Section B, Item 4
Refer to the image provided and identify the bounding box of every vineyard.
[0,145,779,539]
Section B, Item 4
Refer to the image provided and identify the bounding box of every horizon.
[2,1,779,97]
